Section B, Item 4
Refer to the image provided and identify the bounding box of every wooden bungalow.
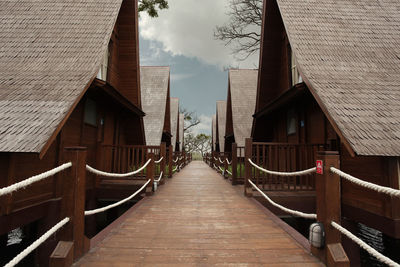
[252,0,400,246]
[170,97,180,152]
[178,113,185,152]
[0,0,145,263]
[216,100,227,152]
[140,66,172,146]
[224,69,258,152]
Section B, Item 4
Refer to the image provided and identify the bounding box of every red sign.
[316,160,323,174]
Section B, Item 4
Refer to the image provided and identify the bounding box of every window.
[290,48,303,86]
[287,108,296,135]
[84,98,97,126]
[96,40,112,81]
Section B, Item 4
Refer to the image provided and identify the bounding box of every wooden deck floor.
[75,161,322,266]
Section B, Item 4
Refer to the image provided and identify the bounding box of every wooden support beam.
[313,151,349,266]
[232,143,238,185]
[59,147,87,260]
[49,241,74,267]
[146,153,155,196]
[160,143,166,185]
[244,138,253,197]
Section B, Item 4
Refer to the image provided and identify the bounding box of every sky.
[139,0,259,135]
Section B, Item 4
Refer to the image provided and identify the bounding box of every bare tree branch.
[214,0,262,61]
[180,107,201,133]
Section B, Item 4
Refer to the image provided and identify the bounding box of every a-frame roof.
[170,97,179,151]
[0,0,125,154]
[228,69,258,147]
[216,101,227,152]
[140,66,170,146]
[275,0,400,156]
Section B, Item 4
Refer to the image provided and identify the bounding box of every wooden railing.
[247,140,326,191]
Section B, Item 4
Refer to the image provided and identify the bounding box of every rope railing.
[155,157,163,164]
[214,157,218,161]
[85,179,151,216]
[0,162,72,197]
[173,158,178,163]
[331,221,400,267]
[218,157,224,164]
[219,166,225,173]
[226,159,232,165]
[172,166,178,172]
[4,217,70,267]
[331,167,400,197]
[86,159,152,178]
[213,163,218,170]
[248,179,317,219]
[248,159,316,177]
[226,169,232,175]
[154,171,163,183]
[179,163,183,170]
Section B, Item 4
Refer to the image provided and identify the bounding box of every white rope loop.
[226,169,232,175]
[218,157,224,164]
[226,159,232,165]
[331,167,400,197]
[248,180,317,219]
[86,159,152,178]
[155,157,163,164]
[4,217,70,267]
[154,171,163,183]
[179,163,183,170]
[172,166,178,172]
[213,157,218,161]
[331,221,400,267]
[248,159,316,177]
[85,179,151,216]
[173,158,178,163]
[0,162,72,197]
[219,166,225,172]
[213,163,218,170]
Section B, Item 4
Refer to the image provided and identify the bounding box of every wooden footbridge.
[75,161,321,266]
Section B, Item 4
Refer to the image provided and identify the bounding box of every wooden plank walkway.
[75,161,322,266]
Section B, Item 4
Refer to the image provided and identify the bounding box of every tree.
[214,0,262,60]
[180,107,200,133]
[138,0,169,18]
[185,133,211,154]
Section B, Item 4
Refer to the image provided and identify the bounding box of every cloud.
[139,0,259,69]
[170,73,195,82]
[188,114,212,135]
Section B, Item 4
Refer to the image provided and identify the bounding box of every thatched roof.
[229,69,258,147]
[0,0,124,153]
[179,113,184,151]
[140,66,170,146]
[216,101,227,152]
[276,0,400,156]
[170,97,179,151]
[212,114,216,151]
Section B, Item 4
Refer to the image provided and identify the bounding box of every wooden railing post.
[224,154,228,179]
[232,143,238,185]
[244,138,253,197]
[168,146,173,178]
[160,143,166,185]
[313,151,349,266]
[146,153,155,196]
[57,147,87,261]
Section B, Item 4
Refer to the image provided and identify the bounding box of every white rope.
[214,157,218,161]
[226,159,232,165]
[0,162,72,197]
[179,163,183,170]
[248,179,317,219]
[331,167,400,197]
[179,156,184,161]
[154,171,163,183]
[226,169,232,175]
[86,159,151,178]
[218,157,224,164]
[4,217,70,267]
[172,166,178,172]
[248,159,316,177]
[155,157,163,164]
[331,221,400,267]
[173,158,178,163]
[213,163,218,170]
[219,166,225,172]
[85,179,151,216]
